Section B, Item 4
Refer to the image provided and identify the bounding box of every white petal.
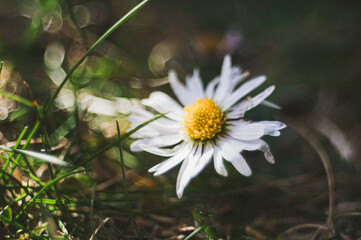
[230,153,252,176]
[222,75,266,110]
[186,69,204,99]
[238,139,275,164]
[220,141,252,176]
[130,133,184,151]
[181,143,202,185]
[176,143,201,198]
[213,55,232,103]
[142,91,183,121]
[231,69,248,87]
[129,116,181,138]
[131,139,146,151]
[261,100,281,110]
[149,142,193,175]
[138,143,183,157]
[130,107,180,127]
[129,126,160,139]
[130,107,155,118]
[190,143,214,178]
[228,123,265,140]
[228,85,275,119]
[168,70,192,106]
[176,156,190,198]
[213,145,228,176]
[128,108,181,138]
[253,121,286,136]
[205,76,219,98]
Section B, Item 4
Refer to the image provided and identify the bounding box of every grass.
[1,0,361,239]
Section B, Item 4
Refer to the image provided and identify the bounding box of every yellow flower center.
[182,98,224,141]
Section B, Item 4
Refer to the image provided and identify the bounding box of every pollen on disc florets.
[182,98,225,141]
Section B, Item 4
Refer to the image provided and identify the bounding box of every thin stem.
[0,126,28,178]
[0,89,33,108]
[89,218,110,240]
[11,121,40,174]
[116,121,142,238]
[184,226,204,240]
[90,183,96,238]
[2,150,47,188]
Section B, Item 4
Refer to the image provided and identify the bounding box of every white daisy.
[129,55,286,198]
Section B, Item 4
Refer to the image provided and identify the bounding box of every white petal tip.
[220,172,228,177]
[256,75,267,82]
[216,168,228,177]
[153,171,162,176]
[261,100,281,110]
[130,143,141,152]
[168,70,178,81]
[271,131,281,137]
[265,152,275,164]
[176,190,183,199]
[268,85,276,92]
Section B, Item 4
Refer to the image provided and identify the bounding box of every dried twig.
[89,217,110,240]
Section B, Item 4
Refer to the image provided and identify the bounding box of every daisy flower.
[130,55,286,198]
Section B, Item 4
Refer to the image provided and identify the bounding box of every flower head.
[130,55,286,198]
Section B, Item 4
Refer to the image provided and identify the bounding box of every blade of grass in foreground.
[184,226,204,240]
[0,89,34,108]
[116,121,142,238]
[0,145,69,166]
[43,0,150,115]
[0,126,28,178]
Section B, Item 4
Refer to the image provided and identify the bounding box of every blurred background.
[1,0,361,239]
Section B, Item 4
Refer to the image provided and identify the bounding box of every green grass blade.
[184,226,204,240]
[116,121,142,238]
[0,89,34,108]
[11,121,40,174]
[0,126,28,178]
[90,183,96,238]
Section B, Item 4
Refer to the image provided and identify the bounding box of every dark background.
[1,0,361,239]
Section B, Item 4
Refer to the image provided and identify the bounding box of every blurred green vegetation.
[1,0,361,239]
